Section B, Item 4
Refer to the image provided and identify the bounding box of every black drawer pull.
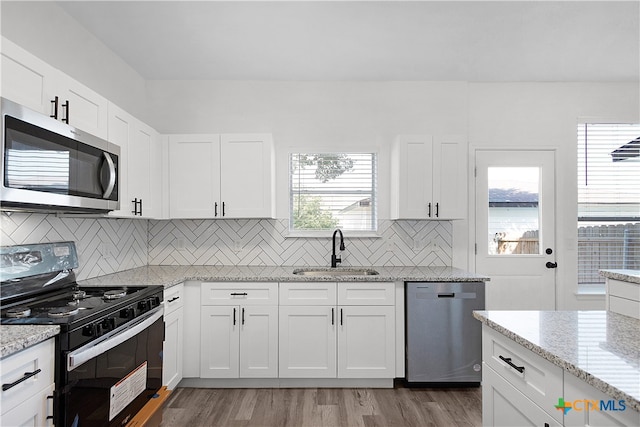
[2,369,41,391]
[167,296,180,303]
[230,292,248,296]
[438,293,455,298]
[499,355,525,373]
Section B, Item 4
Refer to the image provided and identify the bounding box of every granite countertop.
[474,310,640,412]
[0,325,59,358]
[77,265,490,288]
[601,269,640,284]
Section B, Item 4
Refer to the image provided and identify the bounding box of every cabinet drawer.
[483,363,561,427]
[337,282,395,305]
[1,339,54,415]
[201,282,277,305]
[279,282,337,306]
[607,279,640,302]
[482,325,563,424]
[609,295,640,319]
[164,283,184,315]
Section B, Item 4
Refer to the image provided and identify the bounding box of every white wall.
[468,82,640,309]
[0,1,148,120]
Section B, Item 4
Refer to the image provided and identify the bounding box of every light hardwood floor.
[160,384,482,427]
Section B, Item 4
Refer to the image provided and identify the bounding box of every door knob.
[546,262,558,269]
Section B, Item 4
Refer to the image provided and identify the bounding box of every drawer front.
[608,279,640,302]
[164,283,184,314]
[609,295,640,319]
[337,282,395,306]
[201,282,278,305]
[279,282,337,306]
[1,339,54,415]
[482,325,563,424]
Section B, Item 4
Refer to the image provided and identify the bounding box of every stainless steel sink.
[292,268,379,277]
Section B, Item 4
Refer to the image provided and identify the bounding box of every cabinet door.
[200,305,239,378]
[337,306,395,378]
[163,308,184,389]
[279,306,336,378]
[169,135,221,218]
[56,73,109,139]
[1,38,56,115]
[432,135,466,219]
[128,121,157,218]
[0,383,54,427]
[483,364,561,427]
[220,134,274,218]
[239,306,278,378]
[391,135,433,219]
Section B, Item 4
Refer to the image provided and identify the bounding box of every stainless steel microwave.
[1,97,119,213]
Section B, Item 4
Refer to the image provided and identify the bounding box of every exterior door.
[475,150,557,310]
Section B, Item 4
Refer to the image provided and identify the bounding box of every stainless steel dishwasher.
[406,281,485,385]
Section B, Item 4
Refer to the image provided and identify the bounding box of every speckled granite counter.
[601,269,640,284]
[77,265,489,288]
[0,325,59,358]
[474,310,640,412]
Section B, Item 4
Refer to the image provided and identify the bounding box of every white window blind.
[289,153,377,231]
[577,124,640,285]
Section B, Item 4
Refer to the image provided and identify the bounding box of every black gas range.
[1,242,164,427]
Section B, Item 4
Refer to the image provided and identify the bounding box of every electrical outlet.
[174,238,186,250]
[386,239,395,252]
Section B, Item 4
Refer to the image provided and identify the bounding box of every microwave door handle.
[67,306,163,371]
[100,152,116,198]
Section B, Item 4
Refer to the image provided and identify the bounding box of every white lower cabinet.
[163,283,184,389]
[563,371,640,427]
[279,282,396,379]
[200,283,278,379]
[483,364,562,427]
[0,339,55,427]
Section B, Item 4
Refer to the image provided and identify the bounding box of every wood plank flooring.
[160,384,482,427]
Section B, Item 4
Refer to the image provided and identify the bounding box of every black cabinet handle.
[61,100,69,123]
[233,307,236,326]
[438,293,455,298]
[132,198,143,216]
[428,202,432,217]
[340,308,343,326]
[222,202,226,216]
[139,198,143,216]
[230,292,248,296]
[2,369,41,391]
[499,355,525,373]
[214,202,218,217]
[435,202,439,218]
[546,262,558,269]
[242,308,245,325]
[167,296,180,303]
[331,308,334,325]
[50,96,59,119]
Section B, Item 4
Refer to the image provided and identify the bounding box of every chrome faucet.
[331,229,345,268]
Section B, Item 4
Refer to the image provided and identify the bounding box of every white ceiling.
[57,1,639,82]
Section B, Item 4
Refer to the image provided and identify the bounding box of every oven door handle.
[67,306,163,371]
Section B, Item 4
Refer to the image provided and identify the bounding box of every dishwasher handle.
[437,293,455,298]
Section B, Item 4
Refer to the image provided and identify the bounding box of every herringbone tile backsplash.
[1,212,147,280]
[148,219,452,267]
[1,213,452,279]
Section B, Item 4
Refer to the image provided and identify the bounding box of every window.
[577,124,640,288]
[289,153,377,232]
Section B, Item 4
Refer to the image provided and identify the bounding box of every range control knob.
[102,317,116,331]
[82,324,95,337]
[120,307,135,319]
[138,300,149,312]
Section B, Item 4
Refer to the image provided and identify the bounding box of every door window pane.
[488,167,540,255]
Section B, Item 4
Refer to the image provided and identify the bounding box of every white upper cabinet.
[168,133,275,219]
[107,102,161,218]
[391,134,467,219]
[1,38,108,139]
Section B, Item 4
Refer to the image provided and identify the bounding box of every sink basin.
[292,268,379,277]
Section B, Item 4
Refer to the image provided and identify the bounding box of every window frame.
[287,150,379,237]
